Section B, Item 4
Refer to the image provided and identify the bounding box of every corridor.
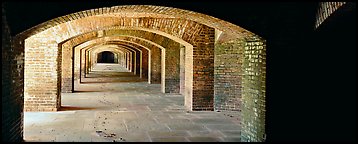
[24,64,241,142]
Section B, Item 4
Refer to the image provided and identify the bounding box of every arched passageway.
[2,4,266,142]
[97,51,116,63]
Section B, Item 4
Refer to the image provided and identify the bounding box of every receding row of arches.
[3,5,266,142]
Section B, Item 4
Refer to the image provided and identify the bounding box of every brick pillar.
[80,49,86,82]
[150,47,161,84]
[85,49,90,77]
[191,26,215,111]
[74,46,81,85]
[24,34,60,111]
[165,41,181,93]
[214,39,245,111]
[136,51,141,76]
[142,49,149,80]
[179,44,186,95]
[240,38,266,142]
[2,7,24,141]
[61,43,74,93]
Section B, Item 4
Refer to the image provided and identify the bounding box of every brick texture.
[315,2,346,28]
[2,6,24,142]
[240,37,266,142]
[214,39,245,111]
[191,26,215,111]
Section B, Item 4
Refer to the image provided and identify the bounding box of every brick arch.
[73,36,187,97]
[73,37,160,85]
[81,43,139,80]
[90,45,130,66]
[16,5,257,42]
[62,29,185,93]
[92,47,124,64]
[89,44,138,76]
[73,40,149,89]
[60,28,183,93]
[76,39,173,93]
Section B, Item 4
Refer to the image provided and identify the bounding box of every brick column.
[214,39,245,111]
[191,26,215,111]
[24,34,61,112]
[150,47,161,84]
[61,43,74,93]
[74,46,81,85]
[179,44,186,95]
[164,40,181,93]
[240,38,266,142]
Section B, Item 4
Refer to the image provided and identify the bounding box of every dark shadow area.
[97,51,116,63]
[80,79,146,84]
[266,3,356,142]
[58,106,98,111]
[72,90,106,93]
[86,72,137,78]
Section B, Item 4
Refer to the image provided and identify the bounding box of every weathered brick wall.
[2,7,24,142]
[135,50,140,75]
[315,2,346,28]
[86,49,91,76]
[191,26,215,111]
[214,39,245,111]
[60,42,73,93]
[141,47,149,80]
[240,38,266,142]
[24,35,60,111]
[150,45,162,84]
[164,39,181,93]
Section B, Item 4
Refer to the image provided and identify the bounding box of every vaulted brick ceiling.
[3,1,319,39]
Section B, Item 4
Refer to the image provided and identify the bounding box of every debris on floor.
[95,130,117,138]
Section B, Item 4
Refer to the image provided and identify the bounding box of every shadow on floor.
[79,80,146,83]
[72,90,106,93]
[58,106,98,111]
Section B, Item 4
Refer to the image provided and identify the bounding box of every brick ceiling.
[3,0,318,39]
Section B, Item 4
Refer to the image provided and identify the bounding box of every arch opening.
[97,51,116,63]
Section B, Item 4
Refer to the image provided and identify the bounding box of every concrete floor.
[24,63,241,142]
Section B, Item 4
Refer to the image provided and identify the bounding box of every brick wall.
[214,39,245,111]
[315,2,346,28]
[240,37,266,142]
[60,42,73,93]
[164,39,181,93]
[2,6,24,142]
[24,35,60,111]
[150,45,162,84]
[191,26,215,111]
